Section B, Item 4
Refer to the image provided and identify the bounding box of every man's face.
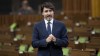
[42,7,54,21]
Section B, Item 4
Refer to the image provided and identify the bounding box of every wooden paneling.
[62,0,91,20]
[91,0,100,17]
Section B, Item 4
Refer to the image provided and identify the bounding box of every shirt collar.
[44,18,54,24]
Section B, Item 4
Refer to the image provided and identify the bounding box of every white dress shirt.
[44,19,54,33]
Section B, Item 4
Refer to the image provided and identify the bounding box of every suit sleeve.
[54,24,69,47]
[32,24,47,48]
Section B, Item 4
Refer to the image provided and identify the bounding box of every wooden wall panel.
[92,0,100,17]
[0,15,13,26]
[62,0,91,21]
[0,15,64,26]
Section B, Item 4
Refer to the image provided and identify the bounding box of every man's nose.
[47,11,51,14]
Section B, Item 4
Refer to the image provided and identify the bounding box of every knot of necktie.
[47,21,51,24]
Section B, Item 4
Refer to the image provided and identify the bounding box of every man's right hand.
[46,34,53,43]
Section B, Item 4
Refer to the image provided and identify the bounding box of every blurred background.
[0,0,100,56]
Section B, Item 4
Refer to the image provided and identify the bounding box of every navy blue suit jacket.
[32,19,68,56]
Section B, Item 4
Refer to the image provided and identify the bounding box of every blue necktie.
[47,21,51,34]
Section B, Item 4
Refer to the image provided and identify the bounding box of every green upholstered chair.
[78,37,88,43]
[97,51,100,56]
[62,47,70,56]
[66,28,72,33]
[94,28,100,33]
[10,23,17,31]
[19,44,28,54]
[0,43,2,48]
[13,34,23,41]
[28,45,34,53]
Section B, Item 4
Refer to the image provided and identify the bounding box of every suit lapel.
[41,20,49,37]
[52,20,57,35]
[41,20,57,36]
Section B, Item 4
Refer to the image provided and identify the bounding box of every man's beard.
[46,15,52,21]
[46,17,52,21]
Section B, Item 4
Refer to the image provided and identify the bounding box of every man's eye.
[49,10,52,12]
[45,10,48,12]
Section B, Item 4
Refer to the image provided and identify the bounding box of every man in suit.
[32,2,68,56]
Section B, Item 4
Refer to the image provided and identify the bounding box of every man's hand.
[46,34,56,43]
[49,34,56,42]
[46,34,53,43]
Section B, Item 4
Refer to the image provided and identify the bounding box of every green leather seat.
[28,45,34,53]
[10,23,17,31]
[94,28,100,33]
[19,44,28,54]
[14,34,23,41]
[78,37,88,43]
[97,51,100,56]
[62,47,70,56]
